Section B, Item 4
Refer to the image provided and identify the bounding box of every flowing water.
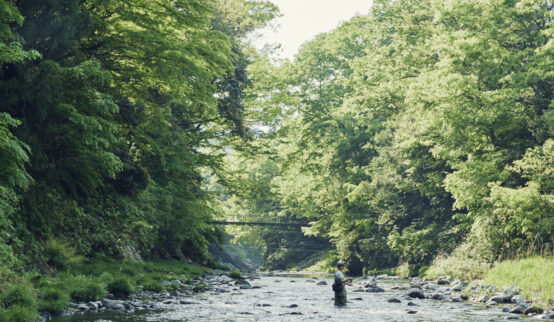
[49,273,517,321]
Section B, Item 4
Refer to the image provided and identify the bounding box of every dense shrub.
[0,285,36,309]
[107,278,134,296]
[141,279,164,292]
[43,239,84,270]
[68,277,106,301]
[0,305,38,322]
[38,287,70,314]
[229,270,241,279]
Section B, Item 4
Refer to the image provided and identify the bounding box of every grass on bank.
[0,259,211,322]
[484,257,554,307]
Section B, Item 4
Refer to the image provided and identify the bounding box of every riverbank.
[39,272,554,321]
[0,259,226,321]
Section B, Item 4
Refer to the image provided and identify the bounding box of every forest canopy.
[224,0,553,274]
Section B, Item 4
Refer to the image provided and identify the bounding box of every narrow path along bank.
[46,272,554,321]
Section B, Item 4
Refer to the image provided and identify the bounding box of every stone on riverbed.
[406,289,425,299]
[476,294,489,303]
[430,293,445,300]
[365,285,385,293]
[510,295,524,303]
[489,293,511,303]
[405,309,417,314]
[436,276,452,285]
[387,298,401,303]
[102,299,126,310]
[509,304,530,314]
[535,311,554,319]
[450,297,464,303]
[407,301,418,306]
[236,279,252,289]
[316,281,327,285]
[523,306,543,315]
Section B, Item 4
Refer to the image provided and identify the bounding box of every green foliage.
[38,287,70,314]
[107,278,134,297]
[0,0,278,271]
[227,0,554,274]
[484,257,554,307]
[0,284,36,309]
[141,279,164,293]
[229,270,242,279]
[67,276,106,302]
[0,305,38,322]
[43,239,84,270]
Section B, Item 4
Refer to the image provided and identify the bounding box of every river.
[48,273,516,321]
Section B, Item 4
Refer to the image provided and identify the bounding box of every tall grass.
[484,257,554,307]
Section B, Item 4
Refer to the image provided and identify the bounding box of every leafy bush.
[43,239,84,270]
[229,270,242,279]
[68,277,106,301]
[426,253,491,280]
[141,279,164,292]
[107,278,134,296]
[0,284,36,309]
[38,287,70,314]
[0,305,38,322]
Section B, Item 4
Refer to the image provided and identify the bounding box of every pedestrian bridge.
[210,220,304,227]
[210,215,305,227]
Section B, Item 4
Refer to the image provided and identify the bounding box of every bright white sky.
[253,0,373,60]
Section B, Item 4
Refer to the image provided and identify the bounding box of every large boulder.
[406,289,425,299]
[236,279,252,289]
[509,303,531,314]
[489,293,510,303]
[365,285,385,293]
[103,299,126,310]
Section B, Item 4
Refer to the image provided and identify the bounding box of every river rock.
[535,311,554,319]
[169,279,185,287]
[509,304,530,314]
[436,276,452,285]
[406,289,425,299]
[288,304,299,308]
[431,293,445,300]
[236,279,252,289]
[387,298,401,303]
[87,301,102,309]
[451,297,464,302]
[407,301,418,306]
[352,297,363,301]
[477,294,489,303]
[486,300,498,306]
[511,295,524,303]
[489,293,510,303]
[405,309,417,314]
[353,288,365,292]
[523,306,543,315]
[366,285,385,293]
[316,281,327,285]
[507,316,520,320]
[502,306,510,312]
[504,285,520,296]
[76,303,89,311]
[391,284,409,290]
[162,299,178,305]
[103,299,126,310]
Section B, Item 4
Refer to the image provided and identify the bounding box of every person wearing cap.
[333,260,353,306]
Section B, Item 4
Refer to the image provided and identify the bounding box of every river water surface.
[49,273,516,321]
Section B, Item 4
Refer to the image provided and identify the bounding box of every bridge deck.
[211,220,304,227]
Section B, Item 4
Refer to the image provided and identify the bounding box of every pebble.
[387,298,401,303]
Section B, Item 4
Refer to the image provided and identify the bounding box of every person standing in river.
[333,260,353,306]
